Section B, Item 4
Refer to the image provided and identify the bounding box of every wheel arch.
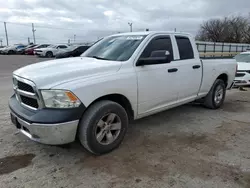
[217,73,228,87]
[87,93,134,122]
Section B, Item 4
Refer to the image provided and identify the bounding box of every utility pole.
[4,22,9,46]
[68,39,70,44]
[32,23,36,44]
[28,37,30,44]
[128,22,133,32]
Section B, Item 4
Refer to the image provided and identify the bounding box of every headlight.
[41,90,81,108]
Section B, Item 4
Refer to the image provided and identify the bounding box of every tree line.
[196,15,250,43]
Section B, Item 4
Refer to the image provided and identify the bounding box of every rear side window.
[140,36,173,61]
[175,36,194,60]
[58,45,67,49]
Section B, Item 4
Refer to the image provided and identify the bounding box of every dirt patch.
[78,133,226,180]
[76,120,250,187]
[0,154,35,175]
[222,100,247,112]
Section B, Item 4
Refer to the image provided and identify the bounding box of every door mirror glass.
[137,50,171,66]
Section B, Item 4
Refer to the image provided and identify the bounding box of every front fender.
[52,72,138,117]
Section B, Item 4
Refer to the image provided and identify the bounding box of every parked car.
[0,46,6,54]
[25,44,50,55]
[9,31,236,155]
[2,44,26,54]
[55,45,90,58]
[234,52,250,86]
[34,44,69,57]
[17,44,36,55]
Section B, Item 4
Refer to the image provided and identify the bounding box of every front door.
[135,35,179,116]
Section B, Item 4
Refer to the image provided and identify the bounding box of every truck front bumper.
[10,112,79,145]
[9,94,85,145]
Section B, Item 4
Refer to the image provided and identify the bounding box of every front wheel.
[46,51,53,58]
[78,100,128,155]
[204,79,226,109]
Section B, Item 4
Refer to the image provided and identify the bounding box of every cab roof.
[111,31,192,37]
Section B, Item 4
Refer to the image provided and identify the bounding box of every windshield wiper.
[89,56,109,60]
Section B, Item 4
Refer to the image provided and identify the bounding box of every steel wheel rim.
[95,113,121,145]
[214,85,224,104]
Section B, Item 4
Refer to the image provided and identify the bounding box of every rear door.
[173,36,202,102]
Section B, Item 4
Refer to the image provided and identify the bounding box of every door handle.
[168,68,178,73]
[193,65,201,69]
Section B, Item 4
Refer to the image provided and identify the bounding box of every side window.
[58,45,67,49]
[140,36,173,61]
[175,36,194,60]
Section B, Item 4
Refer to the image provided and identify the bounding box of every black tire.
[8,50,14,55]
[46,51,53,58]
[78,100,128,155]
[204,79,226,109]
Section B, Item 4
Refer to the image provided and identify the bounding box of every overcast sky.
[0,0,250,45]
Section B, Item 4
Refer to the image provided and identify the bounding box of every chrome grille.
[20,95,39,109]
[17,81,34,93]
[13,76,40,110]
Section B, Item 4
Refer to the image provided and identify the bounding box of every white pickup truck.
[9,31,236,155]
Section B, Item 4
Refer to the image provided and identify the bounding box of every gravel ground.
[1,55,250,188]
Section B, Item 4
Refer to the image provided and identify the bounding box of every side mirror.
[137,50,171,66]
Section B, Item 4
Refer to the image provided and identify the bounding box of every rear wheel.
[46,51,53,58]
[78,100,128,155]
[204,79,226,109]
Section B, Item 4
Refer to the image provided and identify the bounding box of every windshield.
[82,35,146,61]
[235,54,250,62]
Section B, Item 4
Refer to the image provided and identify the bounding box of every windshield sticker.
[126,36,144,40]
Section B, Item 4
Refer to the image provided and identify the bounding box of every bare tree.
[196,18,228,42]
[196,15,250,43]
[242,14,250,43]
[227,16,248,43]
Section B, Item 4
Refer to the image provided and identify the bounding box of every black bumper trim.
[9,94,86,124]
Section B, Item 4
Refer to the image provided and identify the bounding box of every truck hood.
[13,57,122,89]
[237,62,250,71]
